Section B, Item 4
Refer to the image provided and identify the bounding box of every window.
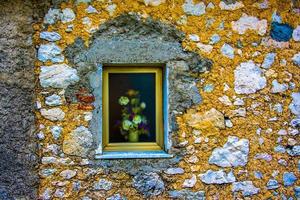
[102,66,164,152]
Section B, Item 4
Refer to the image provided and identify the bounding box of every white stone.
[231,108,246,117]
[292,52,300,66]
[225,119,233,128]
[82,17,92,26]
[218,95,232,106]
[234,98,245,106]
[232,14,268,36]
[86,5,98,13]
[221,43,234,59]
[165,168,185,175]
[40,32,61,42]
[44,8,61,25]
[289,92,300,116]
[254,153,272,162]
[234,61,267,94]
[232,181,260,197]
[261,53,276,69]
[143,0,165,6]
[93,179,112,191]
[187,155,199,164]
[43,144,60,155]
[63,126,93,157]
[271,80,288,93]
[207,2,215,9]
[210,33,220,44]
[50,126,62,140]
[39,64,79,89]
[196,43,213,53]
[84,112,93,121]
[293,25,300,41]
[61,8,75,23]
[209,136,249,167]
[37,131,45,140]
[38,43,64,63]
[40,108,65,121]
[189,34,200,42]
[219,1,244,10]
[182,174,197,188]
[60,169,77,179]
[45,94,62,106]
[182,0,206,16]
[199,170,236,184]
[41,188,52,200]
[106,4,116,16]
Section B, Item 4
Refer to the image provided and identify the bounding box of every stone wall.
[1,0,300,199]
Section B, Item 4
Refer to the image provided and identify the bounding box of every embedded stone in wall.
[234,61,267,94]
[187,108,225,129]
[221,43,234,59]
[164,168,185,175]
[44,8,61,25]
[37,43,64,63]
[289,92,300,116]
[45,94,62,106]
[60,169,77,180]
[133,172,165,197]
[39,64,79,89]
[143,0,166,6]
[40,32,61,42]
[271,80,288,93]
[63,126,93,157]
[199,170,236,184]
[287,145,300,156]
[40,108,65,121]
[231,14,267,36]
[219,1,244,10]
[61,8,76,23]
[292,52,300,66]
[168,189,205,199]
[293,25,300,41]
[182,174,197,188]
[232,181,260,197]
[209,136,249,167]
[261,53,276,69]
[182,0,206,16]
[50,126,62,140]
[93,179,112,191]
[283,172,297,187]
[270,22,293,42]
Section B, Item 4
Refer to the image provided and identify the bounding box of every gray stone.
[37,43,64,63]
[59,169,77,179]
[50,126,62,140]
[234,60,267,94]
[168,189,205,200]
[61,8,75,23]
[293,25,300,41]
[221,43,234,59]
[254,153,272,162]
[39,64,79,89]
[106,194,126,200]
[232,181,260,197]
[45,94,62,106]
[41,188,52,200]
[261,53,276,69]
[271,80,288,93]
[182,0,206,16]
[283,172,297,187]
[54,188,65,198]
[164,167,185,175]
[39,168,57,178]
[44,8,61,25]
[290,118,300,127]
[93,179,112,191]
[231,14,268,36]
[40,32,61,42]
[274,145,286,153]
[199,170,236,184]
[254,171,263,179]
[209,136,249,167]
[40,108,65,121]
[182,174,197,188]
[106,4,116,16]
[287,145,300,156]
[210,33,220,44]
[86,5,98,13]
[133,172,165,197]
[292,53,300,66]
[267,179,279,190]
[63,126,93,157]
[289,92,300,116]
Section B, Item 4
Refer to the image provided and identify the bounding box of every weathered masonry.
[0,0,300,199]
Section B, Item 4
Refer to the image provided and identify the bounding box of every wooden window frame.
[102,66,164,152]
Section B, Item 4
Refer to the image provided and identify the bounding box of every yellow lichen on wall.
[35,0,300,199]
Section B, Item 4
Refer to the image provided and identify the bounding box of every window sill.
[95,150,173,159]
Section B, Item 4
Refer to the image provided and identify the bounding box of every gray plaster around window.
[64,13,212,170]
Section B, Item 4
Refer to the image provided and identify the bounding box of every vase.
[128,131,139,142]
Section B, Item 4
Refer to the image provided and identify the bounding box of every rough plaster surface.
[0,0,51,198]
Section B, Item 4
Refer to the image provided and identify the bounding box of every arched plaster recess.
[63,13,212,196]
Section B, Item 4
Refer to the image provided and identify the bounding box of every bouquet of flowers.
[117,89,150,142]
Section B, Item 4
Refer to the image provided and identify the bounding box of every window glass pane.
[108,72,156,143]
